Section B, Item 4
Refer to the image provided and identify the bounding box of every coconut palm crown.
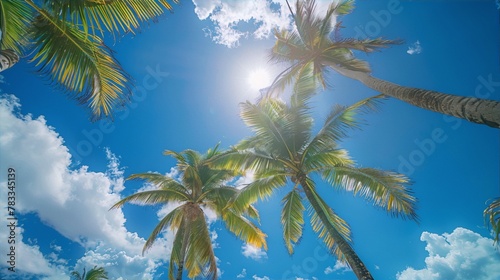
[0,0,179,120]
[110,145,267,280]
[213,68,418,280]
[269,0,500,128]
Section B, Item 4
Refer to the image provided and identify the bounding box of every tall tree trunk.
[0,50,19,72]
[332,66,500,128]
[300,179,374,280]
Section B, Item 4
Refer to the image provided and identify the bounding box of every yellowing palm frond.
[222,209,267,250]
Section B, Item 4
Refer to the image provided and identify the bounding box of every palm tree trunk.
[332,66,500,128]
[0,50,19,72]
[300,179,374,280]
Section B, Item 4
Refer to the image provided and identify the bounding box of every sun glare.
[247,68,272,91]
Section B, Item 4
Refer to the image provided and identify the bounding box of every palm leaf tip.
[484,197,500,244]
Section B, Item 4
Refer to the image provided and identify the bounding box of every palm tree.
[0,0,179,120]
[71,266,108,280]
[484,197,500,245]
[269,0,500,128]
[214,68,418,280]
[110,145,267,280]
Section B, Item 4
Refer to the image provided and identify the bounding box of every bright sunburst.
[247,68,272,91]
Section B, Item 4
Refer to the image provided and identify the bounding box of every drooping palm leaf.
[281,188,305,254]
[30,10,131,120]
[143,205,185,254]
[322,166,418,221]
[222,208,267,249]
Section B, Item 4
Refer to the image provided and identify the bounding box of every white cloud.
[242,243,268,261]
[0,224,68,279]
[0,94,173,279]
[397,227,500,280]
[237,268,247,278]
[407,40,422,55]
[324,260,352,274]
[191,0,341,48]
[74,244,160,280]
[252,275,270,280]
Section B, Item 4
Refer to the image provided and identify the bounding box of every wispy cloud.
[237,268,247,278]
[407,40,422,55]
[396,227,500,280]
[252,275,270,280]
[324,260,352,274]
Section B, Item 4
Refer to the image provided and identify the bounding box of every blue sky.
[1,0,499,279]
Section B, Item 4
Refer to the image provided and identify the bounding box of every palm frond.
[222,209,268,250]
[302,148,353,172]
[281,189,305,254]
[332,37,403,53]
[184,210,217,279]
[229,174,287,213]
[322,166,418,221]
[484,197,500,244]
[332,0,355,16]
[109,189,189,210]
[85,266,109,280]
[305,94,384,157]
[240,99,295,158]
[169,218,187,280]
[127,172,189,197]
[0,0,32,53]
[30,10,132,120]
[47,0,178,37]
[143,204,185,254]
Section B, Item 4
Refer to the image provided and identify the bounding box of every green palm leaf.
[229,174,287,213]
[0,0,32,53]
[143,204,184,254]
[281,189,305,254]
[322,166,418,220]
[30,10,131,120]
[48,0,178,36]
[305,94,384,157]
[109,189,189,209]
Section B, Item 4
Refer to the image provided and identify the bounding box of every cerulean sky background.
[1,0,499,279]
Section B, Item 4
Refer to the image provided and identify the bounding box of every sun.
[247,68,272,91]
